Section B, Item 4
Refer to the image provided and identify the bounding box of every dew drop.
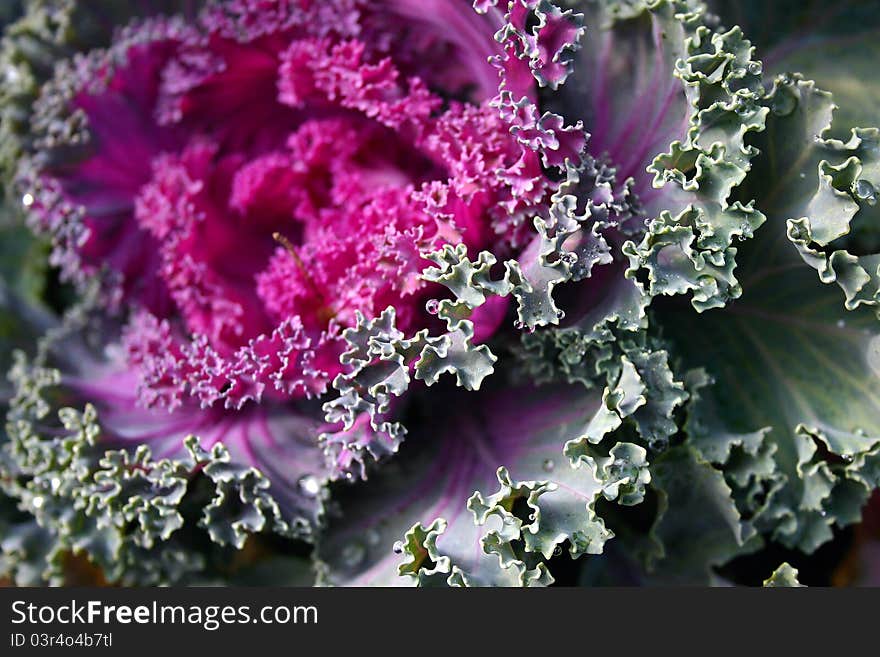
[552,545,563,557]
[555,309,566,321]
[297,474,321,498]
[854,179,877,205]
[869,335,880,377]
[32,496,44,509]
[341,543,366,567]
[21,193,34,207]
[542,458,555,473]
[5,65,20,84]
[425,299,440,315]
[392,541,404,555]
[513,320,525,330]
[771,90,796,117]
[747,61,762,75]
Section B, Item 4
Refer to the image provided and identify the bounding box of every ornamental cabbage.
[1,0,879,586]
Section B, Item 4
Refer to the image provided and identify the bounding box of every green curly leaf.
[763,562,804,587]
[317,383,625,587]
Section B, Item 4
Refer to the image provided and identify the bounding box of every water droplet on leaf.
[854,179,877,205]
[21,193,33,207]
[771,90,796,116]
[341,543,366,567]
[5,65,20,84]
[425,299,440,315]
[298,474,321,497]
[869,336,880,377]
[392,541,404,554]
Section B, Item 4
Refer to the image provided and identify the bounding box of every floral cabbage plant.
[0,0,878,587]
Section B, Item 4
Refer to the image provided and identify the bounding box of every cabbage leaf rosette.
[1,0,879,586]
